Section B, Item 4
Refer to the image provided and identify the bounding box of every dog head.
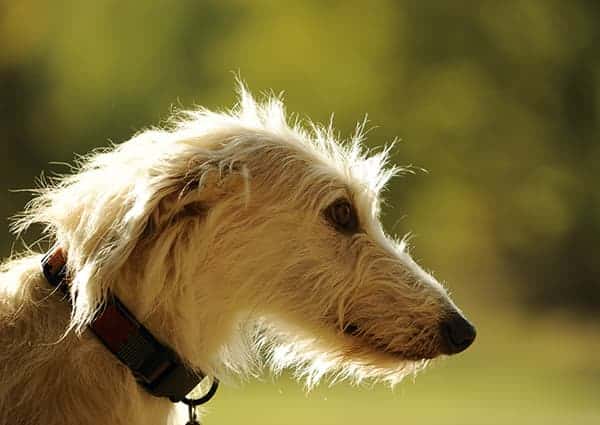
[16,84,474,386]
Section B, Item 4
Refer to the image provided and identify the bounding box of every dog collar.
[41,246,218,404]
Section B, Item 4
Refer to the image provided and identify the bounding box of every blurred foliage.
[1,1,600,423]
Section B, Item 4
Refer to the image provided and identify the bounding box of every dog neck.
[0,255,179,425]
[41,246,215,405]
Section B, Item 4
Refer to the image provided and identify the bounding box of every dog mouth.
[341,322,440,361]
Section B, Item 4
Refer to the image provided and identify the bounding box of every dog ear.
[140,163,249,239]
[41,151,248,331]
[95,158,247,259]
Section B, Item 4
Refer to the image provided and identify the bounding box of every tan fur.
[1,84,464,424]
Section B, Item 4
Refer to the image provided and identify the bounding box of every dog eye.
[325,199,359,233]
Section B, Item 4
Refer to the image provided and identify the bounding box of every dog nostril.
[440,313,476,354]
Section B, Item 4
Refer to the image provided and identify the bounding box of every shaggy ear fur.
[142,166,247,240]
[13,134,246,333]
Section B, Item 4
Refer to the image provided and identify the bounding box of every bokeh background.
[1,1,599,424]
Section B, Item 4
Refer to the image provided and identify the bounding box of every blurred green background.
[1,1,599,424]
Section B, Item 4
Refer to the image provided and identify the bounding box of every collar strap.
[42,246,204,403]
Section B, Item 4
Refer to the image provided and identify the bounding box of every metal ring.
[181,378,219,407]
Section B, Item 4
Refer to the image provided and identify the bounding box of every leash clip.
[183,377,219,425]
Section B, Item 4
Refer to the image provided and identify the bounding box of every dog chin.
[341,324,442,362]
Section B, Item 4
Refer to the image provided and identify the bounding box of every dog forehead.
[232,133,384,211]
[241,130,391,195]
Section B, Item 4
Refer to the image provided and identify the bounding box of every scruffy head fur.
[1,84,474,424]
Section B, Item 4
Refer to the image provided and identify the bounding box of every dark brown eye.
[325,199,359,233]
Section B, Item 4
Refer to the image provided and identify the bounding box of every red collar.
[41,246,216,403]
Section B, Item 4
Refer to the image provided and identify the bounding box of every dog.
[0,84,475,425]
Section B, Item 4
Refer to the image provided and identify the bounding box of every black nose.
[440,313,476,354]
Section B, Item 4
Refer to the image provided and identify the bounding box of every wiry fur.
[1,85,465,424]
